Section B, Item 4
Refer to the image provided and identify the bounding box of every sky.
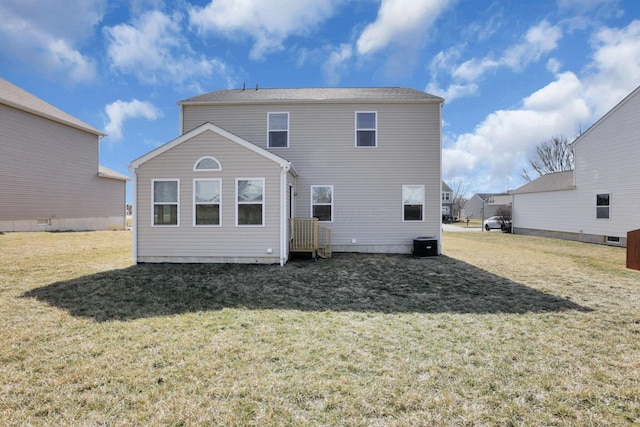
[2,0,640,201]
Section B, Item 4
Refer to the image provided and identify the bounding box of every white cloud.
[443,19,640,192]
[356,0,452,56]
[104,99,162,140]
[502,20,563,70]
[189,0,344,61]
[105,11,231,87]
[322,44,353,85]
[425,82,478,103]
[430,20,563,103]
[0,0,104,83]
[583,20,640,116]
[443,72,590,190]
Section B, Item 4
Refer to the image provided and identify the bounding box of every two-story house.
[441,181,453,222]
[0,78,128,232]
[129,87,444,265]
[512,84,640,246]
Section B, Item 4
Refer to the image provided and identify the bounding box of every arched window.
[194,156,221,171]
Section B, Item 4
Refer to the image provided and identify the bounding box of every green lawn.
[0,230,638,426]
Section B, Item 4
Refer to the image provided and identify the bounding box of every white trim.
[267,112,289,148]
[355,111,378,148]
[596,191,611,220]
[402,184,425,222]
[236,178,266,227]
[152,179,180,227]
[310,185,334,223]
[130,122,292,170]
[193,156,222,171]
[193,178,222,227]
[130,166,138,263]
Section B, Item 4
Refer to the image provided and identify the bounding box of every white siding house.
[130,87,444,264]
[512,85,640,246]
[0,78,128,232]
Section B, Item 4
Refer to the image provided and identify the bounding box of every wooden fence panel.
[627,229,640,270]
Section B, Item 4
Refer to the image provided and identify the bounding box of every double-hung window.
[356,111,377,147]
[268,112,289,148]
[153,180,179,226]
[403,185,424,221]
[237,178,265,226]
[311,185,333,222]
[194,179,221,226]
[596,193,610,219]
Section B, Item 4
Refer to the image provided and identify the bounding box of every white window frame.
[267,112,289,148]
[193,179,222,227]
[596,192,611,219]
[355,111,377,148]
[236,178,265,227]
[152,179,180,227]
[310,185,334,223]
[442,192,451,201]
[402,185,424,222]
[193,156,222,171]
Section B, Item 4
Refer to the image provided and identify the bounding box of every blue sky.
[2,0,640,200]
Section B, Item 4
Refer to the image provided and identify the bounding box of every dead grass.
[1,230,638,426]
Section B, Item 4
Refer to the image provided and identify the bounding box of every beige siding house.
[0,78,128,232]
[512,85,640,246]
[130,87,444,265]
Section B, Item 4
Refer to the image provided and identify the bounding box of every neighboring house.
[441,181,453,222]
[0,78,128,232]
[462,193,511,220]
[129,87,444,265]
[512,85,640,246]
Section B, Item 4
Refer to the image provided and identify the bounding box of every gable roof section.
[0,78,105,137]
[442,181,453,192]
[179,87,443,105]
[572,84,640,148]
[512,171,575,194]
[98,165,130,181]
[129,122,295,173]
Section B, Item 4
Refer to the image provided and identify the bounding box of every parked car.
[484,216,512,232]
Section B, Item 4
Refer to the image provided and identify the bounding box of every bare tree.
[495,205,512,233]
[521,136,574,182]
[446,177,474,219]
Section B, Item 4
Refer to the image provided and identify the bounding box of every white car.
[483,216,503,231]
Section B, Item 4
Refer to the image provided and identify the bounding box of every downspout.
[438,100,444,254]
[128,164,138,264]
[279,163,291,266]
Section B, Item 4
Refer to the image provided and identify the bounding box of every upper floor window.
[237,178,265,226]
[403,185,424,222]
[596,193,610,219]
[442,192,451,201]
[311,185,333,222]
[356,111,377,147]
[268,112,289,148]
[194,157,221,171]
[153,180,179,226]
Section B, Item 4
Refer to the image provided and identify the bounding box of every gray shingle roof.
[179,87,443,104]
[512,171,575,194]
[0,78,104,136]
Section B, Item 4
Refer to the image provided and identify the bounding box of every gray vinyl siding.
[135,130,283,261]
[0,103,125,230]
[182,101,442,251]
[513,87,640,245]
